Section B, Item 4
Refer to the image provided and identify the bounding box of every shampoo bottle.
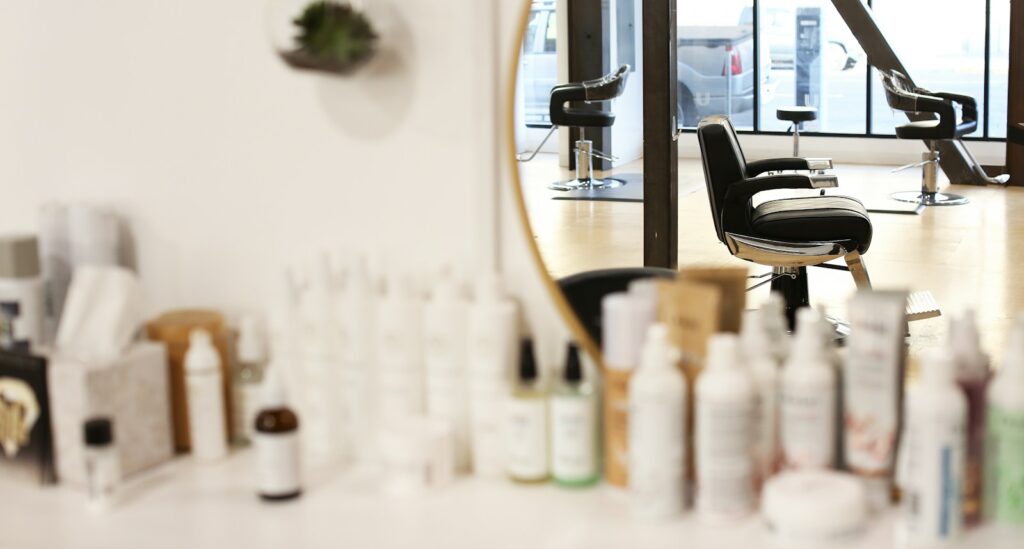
[233,315,267,445]
[629,324,686,519]
[423,272,470,472]
[696,333,757,521]
[950,309,990,526]
[185,329,229,461]
[741,309,780,485]
[338,255,375,463]
[504,338,548,483]
[376,273,424,422]
[901,350,966,544]
[551,343,599,487]
[466,273,518,477]
[254,368,302,501]
[781,308,836,470]
[985,314,1024,524]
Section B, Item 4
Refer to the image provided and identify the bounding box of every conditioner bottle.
[185,329,229,461]
[781,308,836,470]
[254,368,302,501]
[629,324,685,519]
[423,272,470,472]
[985,315,1024,524]
[504,338,548,483]
[551,343,599,487]
[696,334,757,521]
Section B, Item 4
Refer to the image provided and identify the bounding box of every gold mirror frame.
[504,0,605,367]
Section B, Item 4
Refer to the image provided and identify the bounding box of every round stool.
[777,106,818,157]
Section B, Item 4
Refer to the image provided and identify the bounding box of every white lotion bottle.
[629,324,686,519]
[376,273,424,422]
[185,329,229,461]
[337,255,376,464]
[696,333,757,521]
[741,309,781,485]
[781,308,836,470]
[423,271,470,472]
[985,315,1024,524]
[901,350,966,544]
[466,273,518,477]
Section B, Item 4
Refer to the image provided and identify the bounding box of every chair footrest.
[907,291,941,322]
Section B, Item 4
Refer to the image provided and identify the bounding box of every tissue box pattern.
[48,342,174,485]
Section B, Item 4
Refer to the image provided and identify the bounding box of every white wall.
[0,0,572,364]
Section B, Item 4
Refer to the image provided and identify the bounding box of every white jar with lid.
[0,235,45,352]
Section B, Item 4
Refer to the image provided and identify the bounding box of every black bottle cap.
[518,338,538,382]
[564,343,583,383]
[83,417,114,447]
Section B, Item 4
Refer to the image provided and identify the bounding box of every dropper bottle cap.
[563,343,583,383]
[950,309,988,378]
[518,338,538,383]
[706,333,741,371]
[640,323,679,372]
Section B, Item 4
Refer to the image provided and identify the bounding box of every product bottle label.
[986,405,1024,523]
[604,370,631,486]
[504,397,548,480]
[904,411,964,539]
[629,391,685,518]
[551,394,597,482]
[697,399,755,516]
[781,385,835,469]
[255,431,301,496]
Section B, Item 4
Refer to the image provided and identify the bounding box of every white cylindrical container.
[629,324,686,519]
[83,417,120,512]
[901,350,966,544]
[0,235,45,352]
[185,329,229,461]
[376,273,424,422]
[696,333,757,521]
[781,308,836,470]
[603,292,648,487]
[466,273,518,477]
[423,272,470,472]
[762,471,868,542]
[741,309,781,485]
[337,255,376,464]
[254,369,302,501]
[985,314,1024,524]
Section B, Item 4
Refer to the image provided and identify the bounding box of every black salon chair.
[696,115,872,328]
[559,267,676,346]
[880,70,986,208]
[518,65,631,191]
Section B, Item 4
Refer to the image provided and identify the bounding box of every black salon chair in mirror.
[696,115,872,330]
[518,65,631,191]
[559,267,676,346]
[880,69,1009,210]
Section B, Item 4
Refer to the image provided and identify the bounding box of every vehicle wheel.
[678,85,698,128]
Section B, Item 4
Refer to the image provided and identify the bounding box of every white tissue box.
[47,342,174,486]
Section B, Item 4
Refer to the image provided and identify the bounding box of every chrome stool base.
[891,191,969,206]
[550,178,626,191]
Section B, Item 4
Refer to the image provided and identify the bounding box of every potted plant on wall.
[271,1,379,75]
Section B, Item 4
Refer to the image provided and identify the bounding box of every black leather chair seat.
[1009,123,1024,145]
[895,119,977,140]
[558,107,615,128]
[776,106,818,123]
[751,196,873,253]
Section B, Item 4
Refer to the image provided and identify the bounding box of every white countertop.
[2,451,1019,549]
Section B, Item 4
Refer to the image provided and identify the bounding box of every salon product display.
[781,308,836,470]
[950,309,990,526]
[375,274,425,422]
[629,324,685,519]
[550,343,598,487]
[185,329,229,462]
[233,316,267,445]
[986,314,1024,524]
[254,369,301,502]
[83,417,119,511]
[337,256,376,465]
[423,272,470,472]
[0,235,44,352]
[504,338,548,483]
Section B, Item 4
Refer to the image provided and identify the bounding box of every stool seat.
[1009,123,1024,145]
[776,106,818,123]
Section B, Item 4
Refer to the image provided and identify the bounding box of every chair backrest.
[580,64,630,101]
[696,115,748,243]
[880,69,927,113]
[557,266,676,347]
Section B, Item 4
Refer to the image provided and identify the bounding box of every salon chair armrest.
[746,158,834,176]
[724,173,834,206]
[932,91,978,122]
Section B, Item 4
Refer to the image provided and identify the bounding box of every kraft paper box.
[47,342,174,486]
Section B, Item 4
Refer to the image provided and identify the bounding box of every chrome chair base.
[550,178,626,191]
[891,191,969,206]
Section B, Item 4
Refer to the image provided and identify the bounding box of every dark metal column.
[1008,0,1024,185]
[568,0,612,171]
[831,0,1002,185]
[642,0,678,269]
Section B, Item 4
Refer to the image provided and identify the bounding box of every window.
[989,0,1011,138]
[520,2,559,125]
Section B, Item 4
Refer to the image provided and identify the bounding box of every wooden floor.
[519,153,1024,360]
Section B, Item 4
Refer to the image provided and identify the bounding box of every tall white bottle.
[741,309,780,484]
[781,308,836,470]
[985,314,1024,524]
[901,350,966,544]
[423,272,470,472]
[629,324,686,519]
[337,256,376,463]
[466,273,518,477]
[185,329,228,461]
[301,258,341,462]
[696,333,757,521]
[376,273,424,422]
